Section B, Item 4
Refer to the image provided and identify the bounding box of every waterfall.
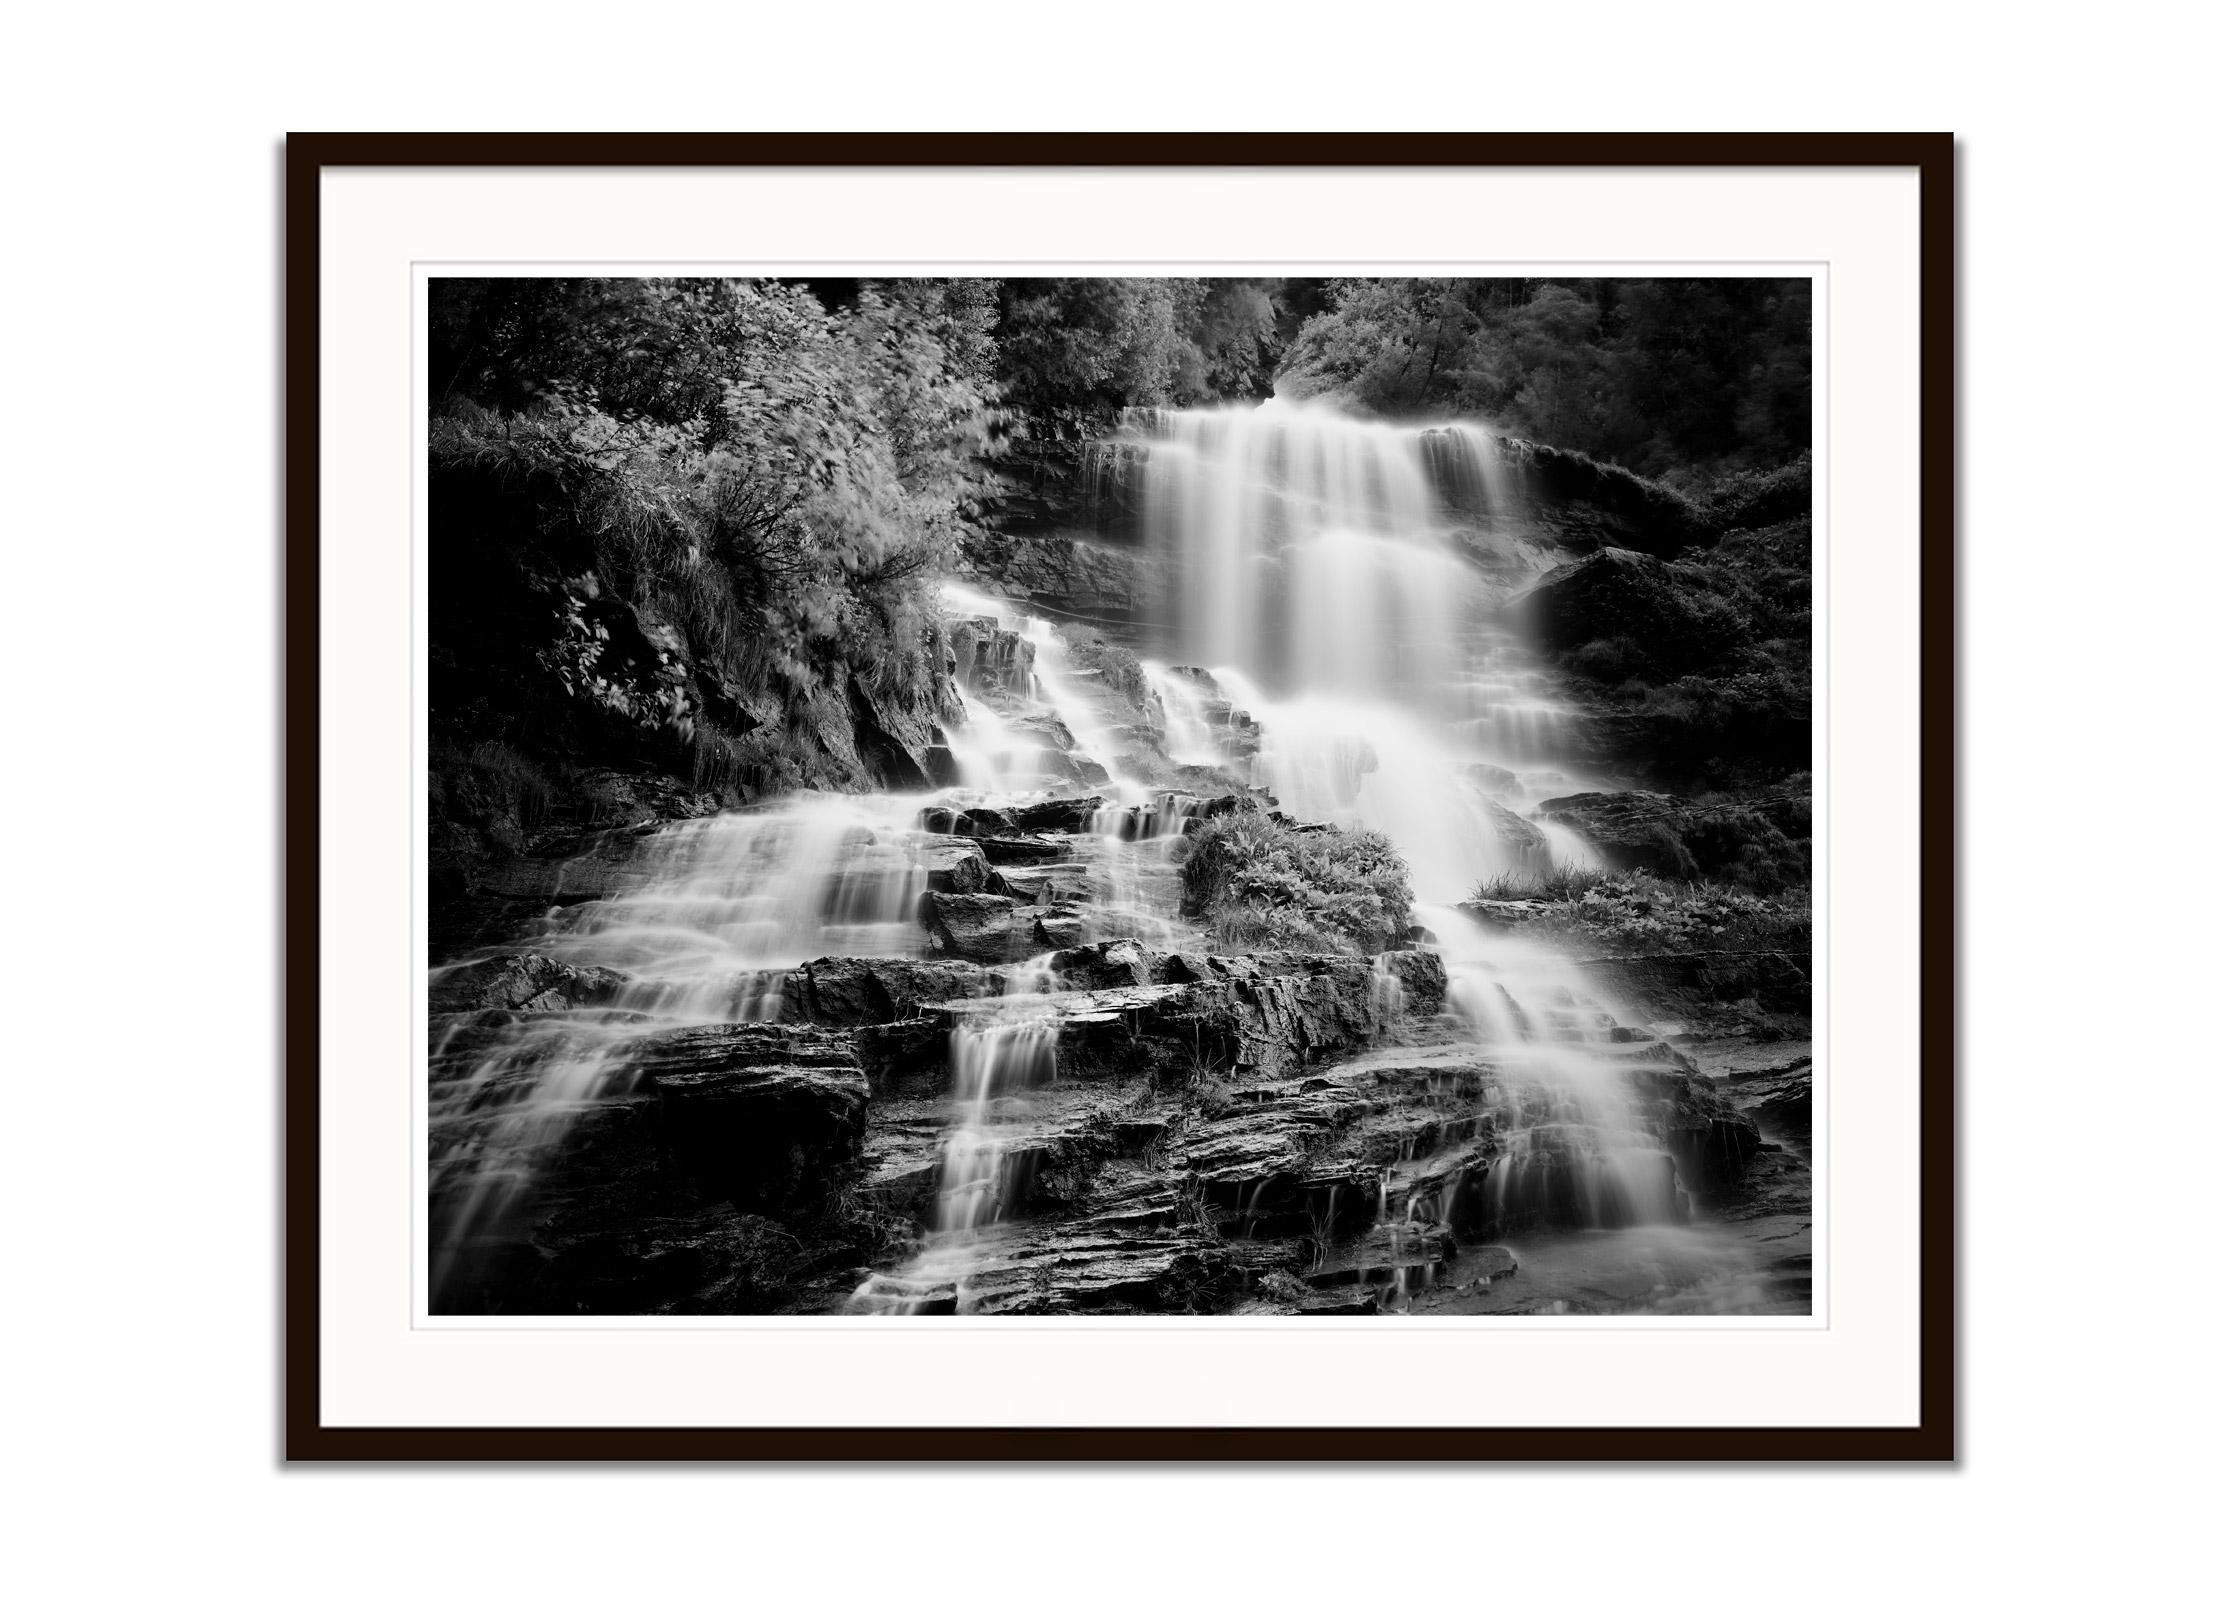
[1110,401,1597,901]
[1112,400,1692,1239]
[848,1013,1061,1315]
[430,398,1760,1316]
[429,795,938,1303]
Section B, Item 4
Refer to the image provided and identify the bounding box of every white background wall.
[5,3,2232,1593]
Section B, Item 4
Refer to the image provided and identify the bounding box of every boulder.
[633,1024,871,1217]
[790,956,1003,1027]
[918,839,991,894]
[917,891,1038,964]
[1463,763,1525,803]
[429,951,629,1014]
[984,861,1095,906]
[1048,938,1153,992]
[1011,796,1107,834]
[977,834,1074,865]
[1480,799,1552,869]
[1375,949,1450,1015]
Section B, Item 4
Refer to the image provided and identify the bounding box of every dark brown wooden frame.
[284,132,1955,1463]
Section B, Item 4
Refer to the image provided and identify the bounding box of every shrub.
[1524,870,1811,961]
[1179,813,1414,956]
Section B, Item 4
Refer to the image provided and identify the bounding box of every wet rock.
[1620,1055,1764,1193]
[1464,763,1525,803]
[917,891,1038,964]
[962,807,1016,836]
[430,1085,800,1316]
[1576,948,1810,1024]
[632,1024,871,1217]
[1481,799,1553,865]
[1376,949,1450,1015]
[985,861,1095,906]
[1534,791,1700,878]
[1030,908,1092,949]
[1302,1223,1455,1292]
[1011,796,1107,833]
[956,1224,1212,1314]
[958,529,1150,620]
[1535,789,1807,888]
[1458,897,1560,928]
[429,951,630,1014]
[919,839,992,893]
[945,615,1037,696]
[1155,950,1262,985]
[792,956,1003,1027]
[1722,1054,1813,1146]
[917,805,968,835]
[1048,938,1152,991]
[476,834,653,904]
[855,1016,953,1084]
[977,834,1074,865]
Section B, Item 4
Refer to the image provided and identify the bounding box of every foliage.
[1276,277,1811,483]
[428,276,1003,802]
[1511,870,1811,961]
[1179,813,1414,957]
[1472,863,1616,902]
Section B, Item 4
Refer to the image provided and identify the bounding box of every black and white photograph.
[425,273,1818,1318]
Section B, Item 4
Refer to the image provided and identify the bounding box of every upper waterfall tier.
[1099,402,1526,701]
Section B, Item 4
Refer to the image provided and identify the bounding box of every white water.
[847,1013,1062,1315]
[1111,400,1695,1247]
[432,399,1756,1313]
[1114,401,1604,894]
[428,593,1193,1304]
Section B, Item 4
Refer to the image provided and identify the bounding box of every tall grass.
[1469,863,1615,903]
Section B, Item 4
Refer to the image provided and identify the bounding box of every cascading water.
[431,396,1790,1317]
[1112,401,1603,901]
[1108,399,1704,1272]
[431,794,941,1304]
[847,1013,1061,1314]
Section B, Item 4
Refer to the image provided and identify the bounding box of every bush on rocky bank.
[1179,813,1415,957]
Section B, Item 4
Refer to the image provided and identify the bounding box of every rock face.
[633,1025,872,1217]
[944,615,1036,696]
[1536,789,1806,888]
[1501,547,1752,684]
[958,529,1151,620]
[429,951,628,1014]
[917,892,1040,963]
[1720,1054,1813,1146]
[784,956,1004,1027]
[1619,1052,1764,1194]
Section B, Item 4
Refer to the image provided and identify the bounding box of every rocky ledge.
[432,922,1784,1316]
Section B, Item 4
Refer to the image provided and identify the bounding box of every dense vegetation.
[427,274,1814,907]
[1278,277,1811,488]
[1178,812,1415,956]
[428,277,1006,892]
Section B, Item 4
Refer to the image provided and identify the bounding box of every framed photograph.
[287,133,1954,1459]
